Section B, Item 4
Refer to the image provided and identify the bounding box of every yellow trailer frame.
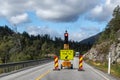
[61,60,73,69]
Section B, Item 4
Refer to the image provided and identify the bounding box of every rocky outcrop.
[113,42,120,64]
[85,42,120,64]
[108,42,120,64]
[117,29,120,40]
[85,29,120,64]
[85,42,110,62]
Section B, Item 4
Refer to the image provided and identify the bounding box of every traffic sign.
[60,50,74,60]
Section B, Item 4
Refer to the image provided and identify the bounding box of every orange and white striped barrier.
[78,55,84,71]
[53,56,60,70]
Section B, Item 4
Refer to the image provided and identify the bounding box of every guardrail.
[0,58,53,75]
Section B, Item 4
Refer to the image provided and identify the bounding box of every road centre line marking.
[35,70,51,80]
[85,63,109,80]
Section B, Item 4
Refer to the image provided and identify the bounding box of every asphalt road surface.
[0,57,118,80]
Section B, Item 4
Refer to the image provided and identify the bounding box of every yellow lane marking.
[35,70,51,80]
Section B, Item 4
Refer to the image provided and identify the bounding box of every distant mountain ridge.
[79,33,101,45]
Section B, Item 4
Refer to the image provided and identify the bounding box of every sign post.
[108,52,111,74]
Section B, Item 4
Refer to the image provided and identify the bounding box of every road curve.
[0,57,118,80]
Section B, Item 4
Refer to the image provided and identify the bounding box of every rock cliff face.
[85,30,120,64]
[110,30,120,64]
[109,42,120,64]
[85,44,108,62]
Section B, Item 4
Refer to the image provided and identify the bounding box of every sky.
[0,0,120,41]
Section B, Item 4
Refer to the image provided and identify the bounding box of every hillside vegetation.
[0,26,64,63]
[85,5,120,78]
[0,26,91,64]
[91,5,120,57]
[98,5,120,44]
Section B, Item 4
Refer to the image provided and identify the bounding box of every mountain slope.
[79,33,101,45]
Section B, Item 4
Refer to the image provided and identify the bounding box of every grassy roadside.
[85,59,120,78]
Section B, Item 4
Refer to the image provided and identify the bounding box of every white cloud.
[80,26,100,32]
[92,6,103,14]
[0,0,113,41]
[106,0,111,5]
[69,26,100,41]
[0,0,29,17]
[9,13,30,25]
[69,31,89,41]
[87,0,120,22]
[34,0,99,22]
[0,0,119,23]
[27,26,61,38]
[26,26,100,41]
[0,0,99,22]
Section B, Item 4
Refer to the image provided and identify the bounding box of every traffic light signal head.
[64,30,68,44]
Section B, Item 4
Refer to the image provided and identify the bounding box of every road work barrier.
[78,55,84,71]
[53,56,60,70]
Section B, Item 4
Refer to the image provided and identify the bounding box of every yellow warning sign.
[60,50,74,60]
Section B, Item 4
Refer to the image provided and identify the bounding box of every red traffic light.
[65,33,68,37]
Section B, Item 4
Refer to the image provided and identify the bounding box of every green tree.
[0,36,14,63]
[98,5,120,43]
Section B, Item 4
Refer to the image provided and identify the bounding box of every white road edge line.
[85,63,110,80]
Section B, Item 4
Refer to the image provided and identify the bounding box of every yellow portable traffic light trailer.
[60,30,74,69]
[60,50,74,69]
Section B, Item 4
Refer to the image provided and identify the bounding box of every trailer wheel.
[61,64,63,69]
[71,64,73,69]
